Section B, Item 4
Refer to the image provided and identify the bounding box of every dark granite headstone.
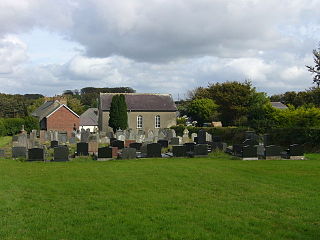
[184,142,196,152]
[263,134,270,146]
[12,146,27,158]
[194,144,208,156]
[28,148,44,161]
[289,144,304,156]
[111,140,124,149]
[77,142,89,156]
[53,145,69,161]
[121,148,136,159]
[265,145,282,157]
[172,145,187,157]
[170,137,180,145]
[242,145,257,158]
[50,140,59,148]
[129,142,142,150]
[157,139,169,148]
[98,147,113,158]
[233,144,243,156]
[209,142,227,152]
[147,143,162,158]
[197,130,206,144]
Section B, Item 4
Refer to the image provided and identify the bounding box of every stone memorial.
[88,141,98,153]
[12,146,27,158]
[121,148,136,159]
[170,137,180,145]
[58,132,68,144]
[191,133,197,142]
[28,148,45,161]
[53,145,69,161]
[184,142,196,152]
[197,129,207,144]
[77,142,89,156]
[98,147,113,159]
[172,145,187,157]
[111,140,124,149]
[50,140,59,148]
[39,130,46,143]
[194,144,208,156]
[147,143,162,158]
[242,145,258,160]
[157,139,169,149]
[129,142,142,150]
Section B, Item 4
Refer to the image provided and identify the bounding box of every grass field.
[0,152,319,240]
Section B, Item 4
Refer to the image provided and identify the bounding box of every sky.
[0,0,320,99]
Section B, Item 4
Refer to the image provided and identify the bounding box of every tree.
[306,44,320,87]
[66,96,85,115]
[108,94,128,132]
[186,98,218,126]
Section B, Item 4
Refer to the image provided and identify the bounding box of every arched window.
[137,115,143,128]
[155,115,160,128]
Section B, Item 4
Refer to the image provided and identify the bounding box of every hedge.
[170,125,250,144]
[0,117,39,136]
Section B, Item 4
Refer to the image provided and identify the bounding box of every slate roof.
[80,108,98,126]
[31,101,61,120]
[100,93,177,112]
[32,100,79,120]
[271,102,288,109]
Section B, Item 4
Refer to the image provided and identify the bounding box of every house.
[32,100,79,135]
[98,93,177,132]
[270,102,288,110]
[79,108,99,132]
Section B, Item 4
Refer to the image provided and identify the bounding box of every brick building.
[32,100,79,135]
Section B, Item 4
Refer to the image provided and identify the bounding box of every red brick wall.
[46,106,79,136]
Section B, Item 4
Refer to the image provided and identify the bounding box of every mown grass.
[0,153,319,240]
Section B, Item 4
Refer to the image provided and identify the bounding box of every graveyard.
[0,127,320,239]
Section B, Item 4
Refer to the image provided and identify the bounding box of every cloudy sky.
[0,0,320,99]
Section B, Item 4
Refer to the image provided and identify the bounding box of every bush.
[0,117,39,136]
[170,126,250,144]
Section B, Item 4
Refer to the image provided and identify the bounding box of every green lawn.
[0,153,319,240]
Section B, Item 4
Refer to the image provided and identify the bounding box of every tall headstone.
[53,145,69,161]
[17,133,28,148]
[197,129,206,144]
[121,148,136,159]
[39,130,47,143]
[182,129,190,143]
[88,141,98,153]
[77,142,89,156]
[191,133,197,142]
[147,143,162,158]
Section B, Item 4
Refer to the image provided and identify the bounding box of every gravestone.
[129,142,142,150]
[58,132,68,144]
[0,149,5,158]
[194,144,208,156]
[17,133,28,147]
[110,137,117,144]
[209,142,227,152]
[170,137,180,145]
[184,142,196,152]
[140,144,148,155]
[191,133,197,142]
[88,141,98,153]
[53,145,69,161]
[136,132,145,143]
[197,129,206,144]
[50,140,59,148]
[111,140,124,149]
[146,130,154,142]
[81,130,90,143]
[69,137,76,144]
[121,148,136,159]
[12,146,27,158]
[53,131,59,141]
[172,145,187,157]
[263,134,270,146]
[233,144,243,157]
[39,130,46,143]
[100,137,110,144]
[77,142,89,156]
[98,147,113,159]
[265,145,282,159]
[157,139,169,149]
[158,131,166,140]
[242,145,257,159]
[12,135,19,142]
[182,128,190,143]
[28,148,44,161]
[289,144,304,156]
[147,143,162,158]
[205,132,212,142]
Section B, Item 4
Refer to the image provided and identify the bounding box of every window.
[155,115,160,128]
[137,115,143,128]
